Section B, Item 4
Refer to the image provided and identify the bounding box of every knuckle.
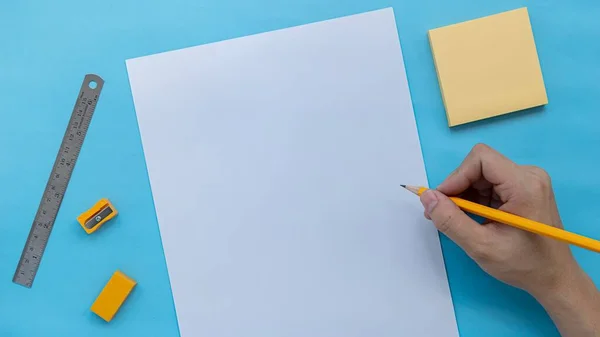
[527,166,552,191]
[472,143,491,155]
[436,213,455,234]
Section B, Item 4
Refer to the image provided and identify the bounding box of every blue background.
[1,0,599,336]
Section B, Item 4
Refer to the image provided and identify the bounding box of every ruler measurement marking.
[13,75,104,288]
[79,103,89,128]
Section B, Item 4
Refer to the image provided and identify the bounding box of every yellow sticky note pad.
[428,8,548,126]
[91,271,136,322]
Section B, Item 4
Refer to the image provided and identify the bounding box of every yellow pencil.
[402,185,600,253]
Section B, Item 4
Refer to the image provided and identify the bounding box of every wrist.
[530,264,600,336]
[528,261,588,303]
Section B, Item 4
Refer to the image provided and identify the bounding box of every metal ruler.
[13,74,104,288]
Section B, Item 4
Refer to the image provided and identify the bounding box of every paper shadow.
[449,105,546,132]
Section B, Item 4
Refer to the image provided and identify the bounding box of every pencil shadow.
[450,105,546,132]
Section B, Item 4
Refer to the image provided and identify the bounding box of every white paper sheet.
[127,8,458,337]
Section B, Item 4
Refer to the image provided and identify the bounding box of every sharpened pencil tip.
[401,185,420,195]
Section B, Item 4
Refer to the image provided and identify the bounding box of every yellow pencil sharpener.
[77,198,118,234]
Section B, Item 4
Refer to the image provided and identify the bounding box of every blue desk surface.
[1,0,599,336]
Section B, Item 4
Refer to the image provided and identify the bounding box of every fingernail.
[420,190,439,218]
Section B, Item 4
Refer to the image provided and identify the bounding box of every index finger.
[437,144,519,196]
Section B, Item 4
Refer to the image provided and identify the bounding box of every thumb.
[420,189,485,252]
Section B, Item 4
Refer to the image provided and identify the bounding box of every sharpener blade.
[85,206,114,229]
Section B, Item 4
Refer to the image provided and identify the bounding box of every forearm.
[532,266,600,337]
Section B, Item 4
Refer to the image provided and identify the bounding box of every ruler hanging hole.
[88,81,98,89]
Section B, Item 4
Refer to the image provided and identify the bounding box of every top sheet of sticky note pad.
[429,7,547,126]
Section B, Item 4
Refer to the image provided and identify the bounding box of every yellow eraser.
[428,8,548,126]
[77,198,118,234]
[91,271,136,322]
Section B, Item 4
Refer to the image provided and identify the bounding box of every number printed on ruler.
[13,74,104,288]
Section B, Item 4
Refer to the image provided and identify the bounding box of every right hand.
[419,144,579,297]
